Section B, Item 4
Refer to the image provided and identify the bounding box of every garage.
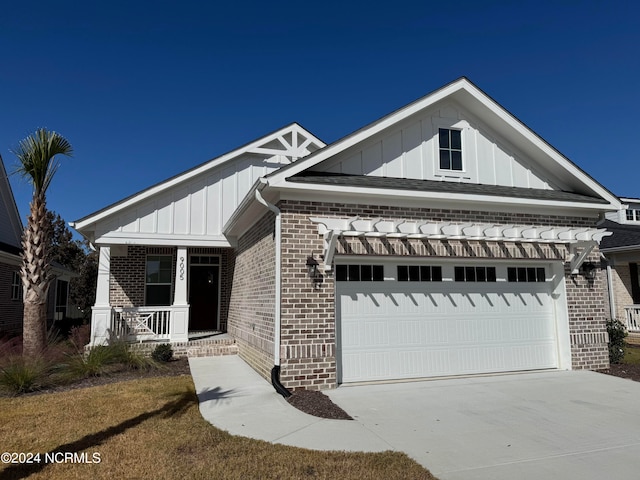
[336,261,563,383]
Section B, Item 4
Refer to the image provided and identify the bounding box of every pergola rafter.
[309,216,612,273]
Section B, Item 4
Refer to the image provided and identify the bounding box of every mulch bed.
[287,389,353,420]
[600,363,640,382]
[12,357,192,398]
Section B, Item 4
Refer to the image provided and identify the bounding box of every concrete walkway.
[189,356,640,480]
[188,355,392,452]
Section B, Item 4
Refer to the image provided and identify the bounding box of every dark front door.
[189,264,219,331]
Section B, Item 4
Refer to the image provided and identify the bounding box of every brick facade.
[105,200,612,390]
[227,211,277,381]
[277,200,610,390]
[609,261,634,321]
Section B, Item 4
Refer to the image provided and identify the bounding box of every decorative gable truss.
[309,216,612,274]
[73,123,325,246]
[248,128,324,164]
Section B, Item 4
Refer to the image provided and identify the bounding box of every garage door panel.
[338,264,560,383]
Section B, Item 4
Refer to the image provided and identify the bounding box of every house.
[0,155,74,336]
[599,198,640,336]
[72,78,620,390]
[0,155,25,334]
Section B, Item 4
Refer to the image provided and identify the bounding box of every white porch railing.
[624,305,640,333]
[111,307,172,342]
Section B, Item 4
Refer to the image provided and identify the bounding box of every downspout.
[255,182,291,398]
[603,252,616,320]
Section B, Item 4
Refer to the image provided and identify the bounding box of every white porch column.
[170,247,189,342]
[90,245,112,345]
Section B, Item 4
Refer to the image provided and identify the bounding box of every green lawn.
[622,343,640,364]
[0,375,436,480]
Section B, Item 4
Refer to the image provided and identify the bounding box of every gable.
[94,154,281,244]
[0,155,23,250]
[313,100,557,191]
[73,124,325,245]
[263,78,620,211]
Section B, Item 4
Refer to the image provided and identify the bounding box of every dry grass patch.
[0,375,435,480]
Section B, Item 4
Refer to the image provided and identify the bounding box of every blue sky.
[1,0,638,232]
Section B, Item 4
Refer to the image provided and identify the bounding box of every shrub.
[108,340,158,371]
[152,344,174,363]
[607,318,628,364]
[63,344,120,379]
[0,356,49,394]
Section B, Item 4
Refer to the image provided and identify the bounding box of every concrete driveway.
[326,370,640,480]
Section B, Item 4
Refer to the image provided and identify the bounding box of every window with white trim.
[145,255,173,305]
[11,271,22,301]
[439,128,463,171]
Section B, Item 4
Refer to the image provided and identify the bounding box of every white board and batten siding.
[94,156,279,244]
[320,103,555,190]
[336,260,571,384]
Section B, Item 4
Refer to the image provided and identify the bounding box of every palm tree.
[12,128,73,357]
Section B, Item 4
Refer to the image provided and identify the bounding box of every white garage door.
[337,262,560,383]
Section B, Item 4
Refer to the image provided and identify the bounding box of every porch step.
[128,334,238,358]
[626,334,640,346]
[175,335,239,358]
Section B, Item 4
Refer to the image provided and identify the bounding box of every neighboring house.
[72,78,621,390]
[0,155,74,335]
[600,198,640,336]
[0,155,25,334]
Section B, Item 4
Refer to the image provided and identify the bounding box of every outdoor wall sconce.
[581,262,597,279]
[306,256,322,289]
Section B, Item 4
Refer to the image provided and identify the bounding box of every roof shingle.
[287,172,608,204]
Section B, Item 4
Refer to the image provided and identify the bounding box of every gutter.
[255,179,291,398]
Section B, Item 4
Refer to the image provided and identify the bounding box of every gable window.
[11,271,22,301]
[397,265,442,282]
[336,264,384,282]
[146,255,173,306]
[454,266,496,282]
[439,128,463,171]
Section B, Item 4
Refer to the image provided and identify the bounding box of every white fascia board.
[600,244,640,254]
[222,175,283,239]
[461,86,621,208]
[73,124,325,231]
[94,232,232,248]
[222,178,263,237]
[0,250,21,266]
[277,182,617,214]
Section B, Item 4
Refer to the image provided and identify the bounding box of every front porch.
[90,245,234,347]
